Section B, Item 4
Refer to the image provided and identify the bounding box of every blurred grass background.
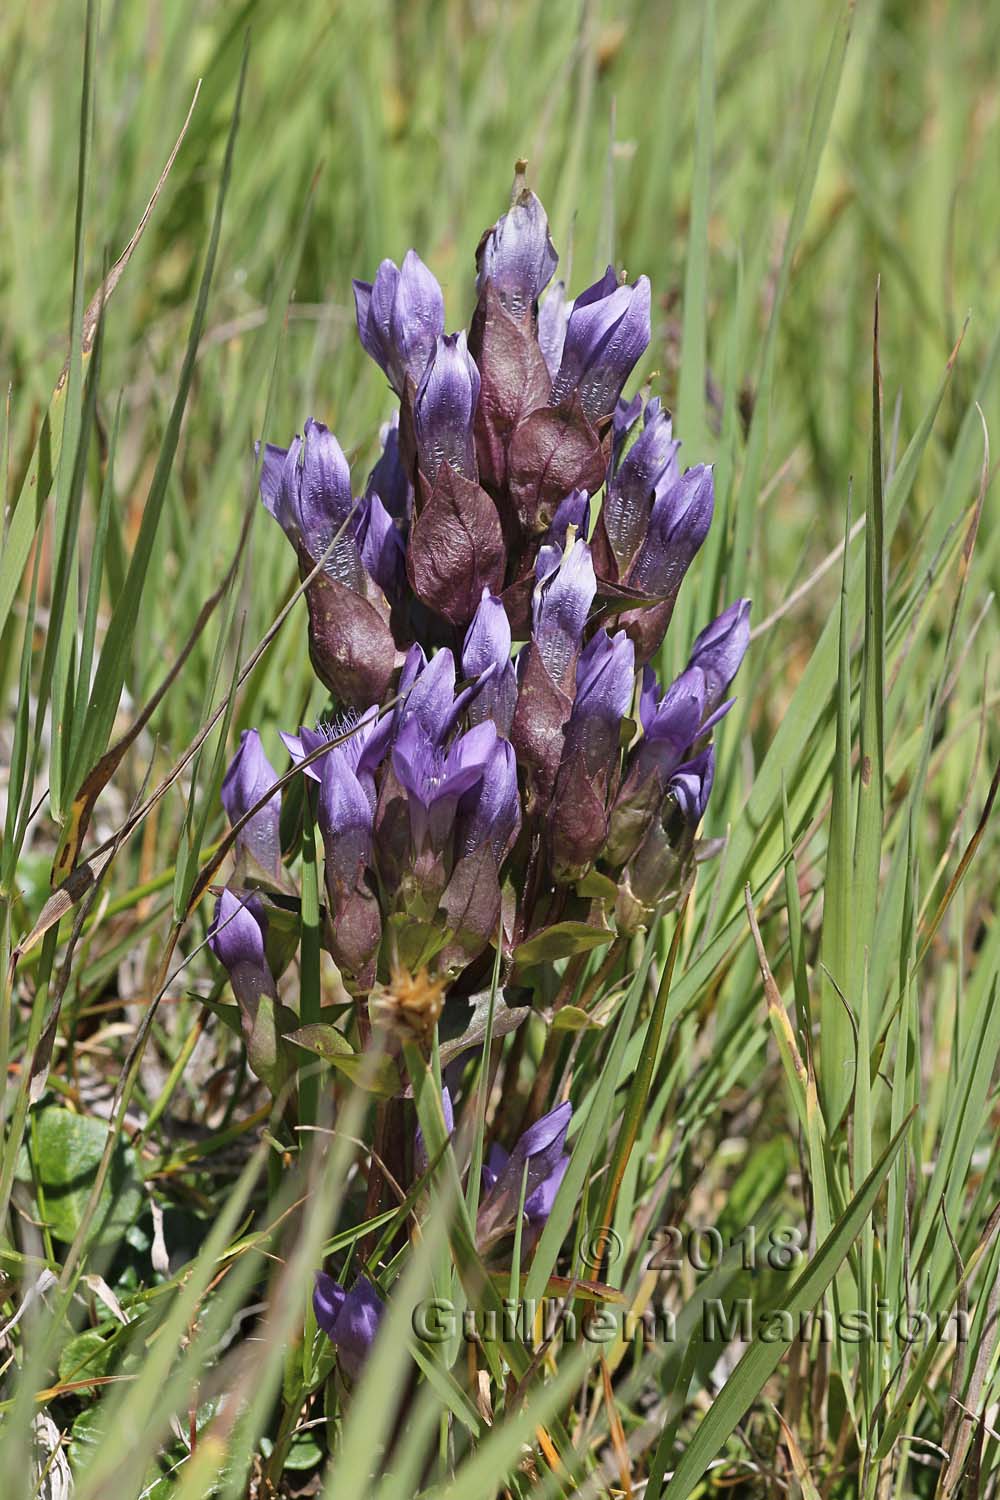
[4,0,997,801]
[2,0,1000,1494]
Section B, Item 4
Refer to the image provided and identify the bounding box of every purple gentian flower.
[462,589,518,735]
[209,890,289,1094]
[209,888,272,988]
[625,747,716,912]
[357,491,406,603]
[549,269,651,424]
[687,599,751,713]
[564,629,635,773]
[259,418,363,589]
[603,398,681,572]
[636,666,710,781]
[549,629,634,878]
[397,645,494,742]
[627,464,714,600]
[537,281,569,380]
[313,1273,385,1381]
[476,190,558,319]
[414,332,481,482]
[317,737,376,893]
[477,1101,572,1247]
[221,730,282,879]
[606,660,732,871]
[284,710,390,981]
[353,250,445,395]
[546,488,592,550]
[530,536,597,692]
[364,412,413,526]
[394,647,470,741]
[611,391,644,462]
[666,747,716,829]
[457,735,521,865]
[392,719,498,853]
[281,707,391,802]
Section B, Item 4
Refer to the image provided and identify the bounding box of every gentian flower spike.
[221,730,282,880]
[312,1273,385,1381]
[223,183,754,1060]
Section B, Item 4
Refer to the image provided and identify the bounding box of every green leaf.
[285,1025,399,1096]
[818,489,855,1127]
[58,1328,116,1392]
[284,1022,353,1060]
[437,987,529,1071]
[658,1112,911,1499]
[30,1106,143,1248]
[550,1004,604,1032]
[512,920,615,967]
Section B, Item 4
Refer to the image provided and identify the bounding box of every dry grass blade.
[54,81,202,391]
[772,1403,822,1499]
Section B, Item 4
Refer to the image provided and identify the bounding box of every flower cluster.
[210,183,748,1024]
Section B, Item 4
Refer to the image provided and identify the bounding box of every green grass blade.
[658,1112,912,1500]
